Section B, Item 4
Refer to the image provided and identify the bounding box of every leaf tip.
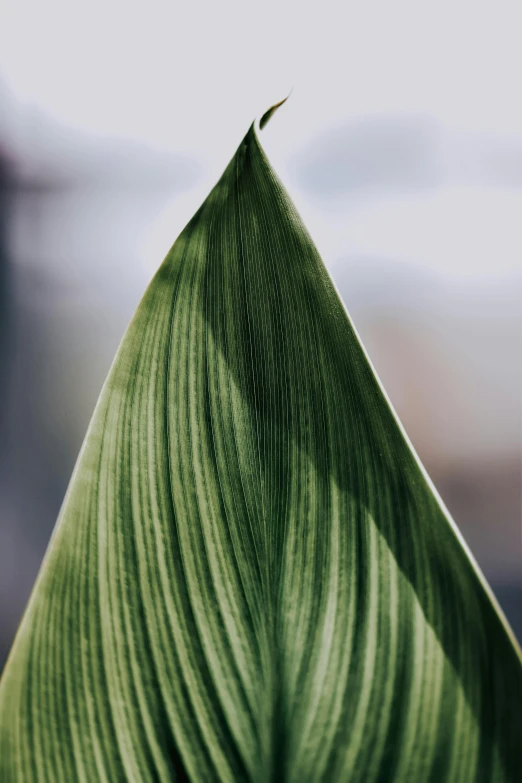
[259,92,292,130]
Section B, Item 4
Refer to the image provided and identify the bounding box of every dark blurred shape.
[292,115,440,196]
[0,149,16,669]
[18,127,201,190]
[291,115,522,198]
[0,149,12,396]
[0,161,81,670]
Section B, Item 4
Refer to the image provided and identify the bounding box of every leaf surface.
[1,108,521,782]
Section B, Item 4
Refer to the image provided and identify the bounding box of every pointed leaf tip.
[259,93,291,130]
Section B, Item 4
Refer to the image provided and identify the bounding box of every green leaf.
[1,105,521,782]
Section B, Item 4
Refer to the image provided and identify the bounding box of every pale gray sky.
[1,0,521,278]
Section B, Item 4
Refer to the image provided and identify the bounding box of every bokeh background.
[0,0,520,668]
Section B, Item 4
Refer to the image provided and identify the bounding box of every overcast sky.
[1,0,521,277]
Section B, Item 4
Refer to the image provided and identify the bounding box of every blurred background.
[0,0,520,667]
